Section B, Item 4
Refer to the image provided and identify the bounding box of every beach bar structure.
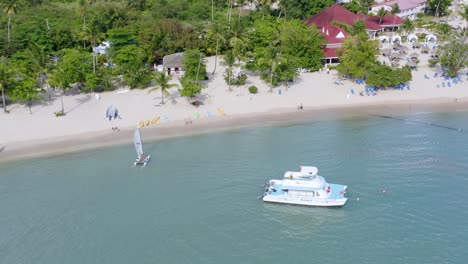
[162,52,184,77]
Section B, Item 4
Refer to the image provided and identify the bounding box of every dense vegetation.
[0,0,465,113]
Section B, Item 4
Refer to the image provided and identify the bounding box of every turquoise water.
[1,111,468,263]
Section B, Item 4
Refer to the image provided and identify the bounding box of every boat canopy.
[300,166,318,176]
[280,176,326,190]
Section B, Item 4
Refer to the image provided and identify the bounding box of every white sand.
[0,53,467,161]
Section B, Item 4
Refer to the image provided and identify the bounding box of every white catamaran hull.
[134,155,151,167]
[263,195,347,207]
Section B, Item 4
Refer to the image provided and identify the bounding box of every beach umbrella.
[406,61,417,67]
[409,52,419,58]
[421,46,430,53]
[381,48,391,55]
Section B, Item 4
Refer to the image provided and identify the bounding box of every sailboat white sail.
[134,128,144,157]
[133,127,150,167]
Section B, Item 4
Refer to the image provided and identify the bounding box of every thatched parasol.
[409,52,419,58]
[401,46,409,51]
[406,61,417,67]
[381,48,391,55]
[421,46,430,53]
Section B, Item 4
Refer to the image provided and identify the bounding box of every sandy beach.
[1,52,467,162]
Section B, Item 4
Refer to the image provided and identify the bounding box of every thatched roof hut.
[163,52,184,69]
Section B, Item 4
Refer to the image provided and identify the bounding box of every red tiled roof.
[320,24,349,45]
[367,14,403,26]
[323,47,340,58]
[303,4,382,31]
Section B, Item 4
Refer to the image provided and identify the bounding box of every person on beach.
[297,103,303,110]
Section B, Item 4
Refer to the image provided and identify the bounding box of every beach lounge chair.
[218,108,226,116]
[139,120,145,127]
[206,110,212,117]
[195,112,200,119]
[424,74,430,79]
[350,88,355,94]
[442,82,446,87]
[447,82,451,87]
[434,73,439,77]
[163,115,170,122]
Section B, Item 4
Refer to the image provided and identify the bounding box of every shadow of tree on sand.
[65,95,92,114]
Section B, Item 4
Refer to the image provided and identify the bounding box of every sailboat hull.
[134,155,151,167]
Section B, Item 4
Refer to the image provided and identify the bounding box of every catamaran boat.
[263,166,348,207]
[133,127,151,167]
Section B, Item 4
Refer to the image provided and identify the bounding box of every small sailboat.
[133,127,150,167]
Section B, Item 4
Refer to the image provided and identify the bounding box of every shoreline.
[2,97,468,163]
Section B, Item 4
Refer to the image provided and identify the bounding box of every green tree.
[182,49,207,81]
[401,18,415,35]
[207,22,226,74]
[432,40,468,77]
[10,76,43,114]
[377,7,387,25]
[358,0,375,14]
[336,34,378,79]
[279,20,324,70]
[48,67,70,115]
[26,42,52,100]
[390,4,400,30]
[366,64,412,88]
[436,23,452,41]
[222,50,236,90]
[148,72,178,104]
[279,0,334,19]
[57,49,93,86]
[343,0,361,13]
[179,77,203,98]
[180,49,206,100]
[1,0,19,46]
[0,56,16,113]
[113,45,152,88]
[428,0,453,17]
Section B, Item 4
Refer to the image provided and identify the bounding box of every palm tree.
[148,72,178,105]
[459,5,467,37]
[227,20,247,63]
[377,7,387,25]
[89,30,105,74]
[209,23,226,75]
[259,0,276,19]
[437,23,452,41]
[48,67,70,115]
[222,50,236,91]
[27,43,52,100]
[0,56,15,113]
[390,4,400,31]
[401,18,415,36]
[1,0,19,46]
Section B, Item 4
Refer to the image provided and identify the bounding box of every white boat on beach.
[263,166,347,207]
[133,127,150,167]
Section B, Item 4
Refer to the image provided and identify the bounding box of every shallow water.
[1,111,468,263]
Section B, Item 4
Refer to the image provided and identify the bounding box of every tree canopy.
[336,34,378,79]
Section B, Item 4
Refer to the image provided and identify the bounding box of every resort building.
[370,0,428,20]
[303,4,401,64]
